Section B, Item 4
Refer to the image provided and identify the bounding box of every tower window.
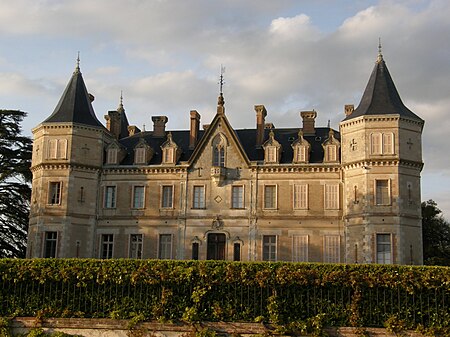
[48,182,62,205]
[375,180,390,205]
[44,231,58,258]
[376,233,392,264]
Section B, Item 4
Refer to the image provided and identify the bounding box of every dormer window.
[322,129,340,163]
[135,147,146,164]
[161,132,180,165]
[292,130,310,164]
[134,138,153,165]
[325,145,337,162]
[212,133,227,167]
[105,142,125,165]
[263,130,281,164]
[106,147,118,164]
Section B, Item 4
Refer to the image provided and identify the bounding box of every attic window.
[294,145,308,163]
[325,145,337,162]
[135,147,147,164]
[265,147,277,163]
[106,148,118,164]
[163,147,175,164]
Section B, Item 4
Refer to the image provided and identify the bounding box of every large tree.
[0,110,32,258]
[422,199,450,266]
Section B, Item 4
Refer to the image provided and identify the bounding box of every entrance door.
[207,233,226,260]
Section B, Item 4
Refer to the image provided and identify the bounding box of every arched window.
[212,134,227,167]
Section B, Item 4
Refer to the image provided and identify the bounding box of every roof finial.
[327,119,331,128]
[118,90,124,112]
[75,51,80,73]
[217,65,225,113]
[377,37,383,63]
[219,64,225,95]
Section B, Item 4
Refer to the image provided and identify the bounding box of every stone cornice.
[103,166,188,175]
[251,165,341,173]
[31,163,101,173]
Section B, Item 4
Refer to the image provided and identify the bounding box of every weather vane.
[219,65,225,94]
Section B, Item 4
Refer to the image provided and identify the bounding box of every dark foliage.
[0,110,32,258]
[422,199,450,266]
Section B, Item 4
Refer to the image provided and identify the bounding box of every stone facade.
[27,52,424,264]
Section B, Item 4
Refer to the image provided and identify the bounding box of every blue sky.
[1,0,449,218]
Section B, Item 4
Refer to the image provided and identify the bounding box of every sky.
[0,0,449,219]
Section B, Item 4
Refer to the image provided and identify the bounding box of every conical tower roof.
[44,59,104,128]
[344,52,422,122]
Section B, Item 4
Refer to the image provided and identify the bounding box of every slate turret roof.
[344,53,422,122]
[44,60,104,128]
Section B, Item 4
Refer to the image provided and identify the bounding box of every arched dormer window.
[134,138,153,165]
[212,133,227,167]
[161,132,180,165]
[292,130,310,164]
[263,130,282,164]
[322,129,340,163]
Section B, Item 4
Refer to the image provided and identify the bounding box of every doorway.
[207,233,226,260]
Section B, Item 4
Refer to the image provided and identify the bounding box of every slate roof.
[344,55,422,122]
[117,127,339,165]
[44,67,105,128]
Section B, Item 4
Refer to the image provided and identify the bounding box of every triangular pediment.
[188,111,250,168]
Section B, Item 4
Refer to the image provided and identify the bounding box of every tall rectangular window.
[129,234,143,259]
[193,186,205,209]
[162,185,173,208]
[263,235,277,261]
[44,231,58,258]
[101,234,114,259]
[104,186,116,208]
[325,184,339,209]
[48,182,62,205]
[371,133,382,154]
[292,235,308,262]
[323,235,340,263]
[264,185,277,209]
[233,243,241,261]
[376,233,392,264]
[326,145,337,162]
[231,185,244,209]
[132,186,145,209]
[266,147,277,163]
[192,242,199,260]
[295,146,306,162]
[106,148,118,164]
[135,147,146,164]
[159,234,172,259]
[383,133,394,154]
[163,147,174,164]
[293,184,308,209]
[375,180,390,205]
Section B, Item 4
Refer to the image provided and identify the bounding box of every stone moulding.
[9,318,427,337]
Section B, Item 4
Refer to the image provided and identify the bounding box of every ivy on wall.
[0,259,449,335]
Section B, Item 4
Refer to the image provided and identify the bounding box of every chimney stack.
[300,110,317,135]
[345,104,354,116]
[104,111,121,139]
[152,116,168,137]
[255,105,267,147]
[189,110,201,149]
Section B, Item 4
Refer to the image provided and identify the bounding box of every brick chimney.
[255,105,267,147]
[189,110,201,149]
[152,116,168,137]
[300,110,317,135]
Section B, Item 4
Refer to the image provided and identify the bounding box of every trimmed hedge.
[1,259,449,332]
